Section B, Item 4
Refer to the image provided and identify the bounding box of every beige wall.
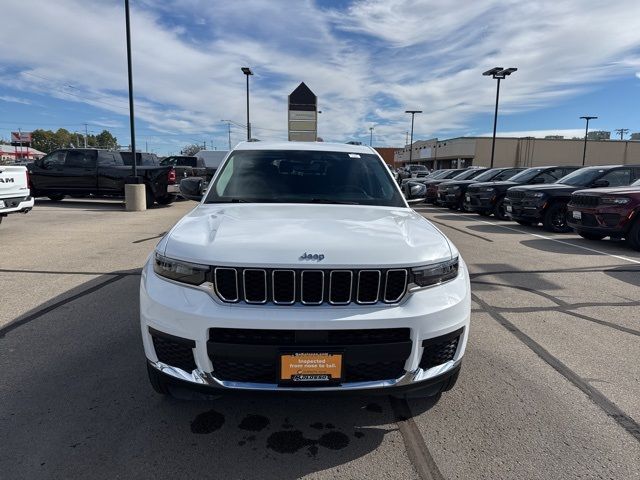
[395,136,640,168]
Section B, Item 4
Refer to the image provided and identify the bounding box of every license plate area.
[506,205,512,212]
[572,210,582,220]
[0,200,5,208]
[279,351,343,385]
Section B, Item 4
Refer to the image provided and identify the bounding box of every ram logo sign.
[0,177,16,183]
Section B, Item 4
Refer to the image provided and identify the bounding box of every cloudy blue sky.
[1,0,640,154]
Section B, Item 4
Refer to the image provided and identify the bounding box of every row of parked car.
[402,164,640,250]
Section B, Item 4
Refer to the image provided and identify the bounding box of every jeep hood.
[510,183,575,192]
[160,204,454,268]
[573,186,640,195]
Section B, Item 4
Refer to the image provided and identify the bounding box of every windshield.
[633,179,640,186]
[469,169,501,182]
[204,150,405,207]
[556,167,607,186]
[409,165,427,171]
[508,168,546,183]
[451,169,486,181]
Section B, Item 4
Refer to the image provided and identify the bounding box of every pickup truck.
[27,148,177,208]
[160,156,209,182]
[504,165,640,232]
[0,165,34,225]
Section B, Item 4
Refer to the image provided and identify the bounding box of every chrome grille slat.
[243,269,267,304]
[272,270,296,305]
[356,270,381,304]
[301,270,324,305]
[213,268,407,306]
[214,267,239,302]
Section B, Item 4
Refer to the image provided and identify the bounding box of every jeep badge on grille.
[300,252,325,262]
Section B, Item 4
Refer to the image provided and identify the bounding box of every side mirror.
[531,176,545,184]
[591,179,609,188]
[180,177,204,201]
[405,182,426,204]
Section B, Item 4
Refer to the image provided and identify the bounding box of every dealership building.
[394,136,640,169]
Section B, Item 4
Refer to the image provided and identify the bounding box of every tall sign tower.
[288,82,317,142]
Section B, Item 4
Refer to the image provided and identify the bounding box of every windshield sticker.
[348,154,361,158]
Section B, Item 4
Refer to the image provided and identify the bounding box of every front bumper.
[140,258,471,393]
[504,198,544,221]
[465,192,495,213]
[0,195,34,215]
[567,206,635,235]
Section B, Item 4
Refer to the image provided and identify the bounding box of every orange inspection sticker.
[280,353,343,382]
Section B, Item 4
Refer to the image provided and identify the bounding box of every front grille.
[212,267,408,306]
[579,213,598,227]
[601,213,621,227]
[150,329,197,372]
[507,190,526,200]
[209,327,411,384]
[571,195,600,207]
[419,328,463,370]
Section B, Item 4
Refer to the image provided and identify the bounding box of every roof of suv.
[232,141,377,154]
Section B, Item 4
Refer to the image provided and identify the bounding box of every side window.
[599,169,631,187]
[495,169,520,181]
[65,150,97,169]
[42,151,66,169]
[533,171,559,183]
[98,151,117,166]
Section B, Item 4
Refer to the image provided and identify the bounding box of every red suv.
[567,178,640,250]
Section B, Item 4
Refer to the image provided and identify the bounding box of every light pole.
[405,110,422,165]
[124,0,137,178]
[369,126,374,146]
[483,67,517,168]
[241,67,253,141]
[580,116,597,166]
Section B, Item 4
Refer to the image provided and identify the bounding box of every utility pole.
[405,131,409,146]
[241,67,253,141]
[145,141,148,152]
[124,0,137,179]
[369,126,374,147]
[615,128,629,140]
[221,120,232,150]
[84,123,88,148]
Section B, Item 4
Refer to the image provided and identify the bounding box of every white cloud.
[0,95,32,105]
[1,0,640,151]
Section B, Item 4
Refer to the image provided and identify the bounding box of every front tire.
[578,231,606,241]
[493,197,509,220]
[543,202,571,233]
[147,363,170,395]
[626,219,640,251]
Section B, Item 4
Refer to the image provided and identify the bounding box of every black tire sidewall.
[543,202,570,233]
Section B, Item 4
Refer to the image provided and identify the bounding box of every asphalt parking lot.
[1,199,639,480]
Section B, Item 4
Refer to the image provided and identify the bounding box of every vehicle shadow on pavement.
[35,198,125,210]
[1,273,438,480]
[466,224,523,235]
[520,238,600,255]
[603,266,640,288]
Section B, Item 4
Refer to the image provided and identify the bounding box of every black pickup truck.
[27,148,177,207]
[466,166,579,220]
[504,165,640,232]
[160,156,210,182]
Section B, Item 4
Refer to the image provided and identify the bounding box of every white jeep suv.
[140,142,470,398]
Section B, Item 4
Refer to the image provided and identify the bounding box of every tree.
[181,144,203,156]
[95,130,118,149]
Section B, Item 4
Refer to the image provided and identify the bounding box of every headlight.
[528,192,546,198]
[601,197,630,205]
[153,253,210,285]
[411,257,459,288]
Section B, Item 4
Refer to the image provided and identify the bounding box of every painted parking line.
[414,207,640,265]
